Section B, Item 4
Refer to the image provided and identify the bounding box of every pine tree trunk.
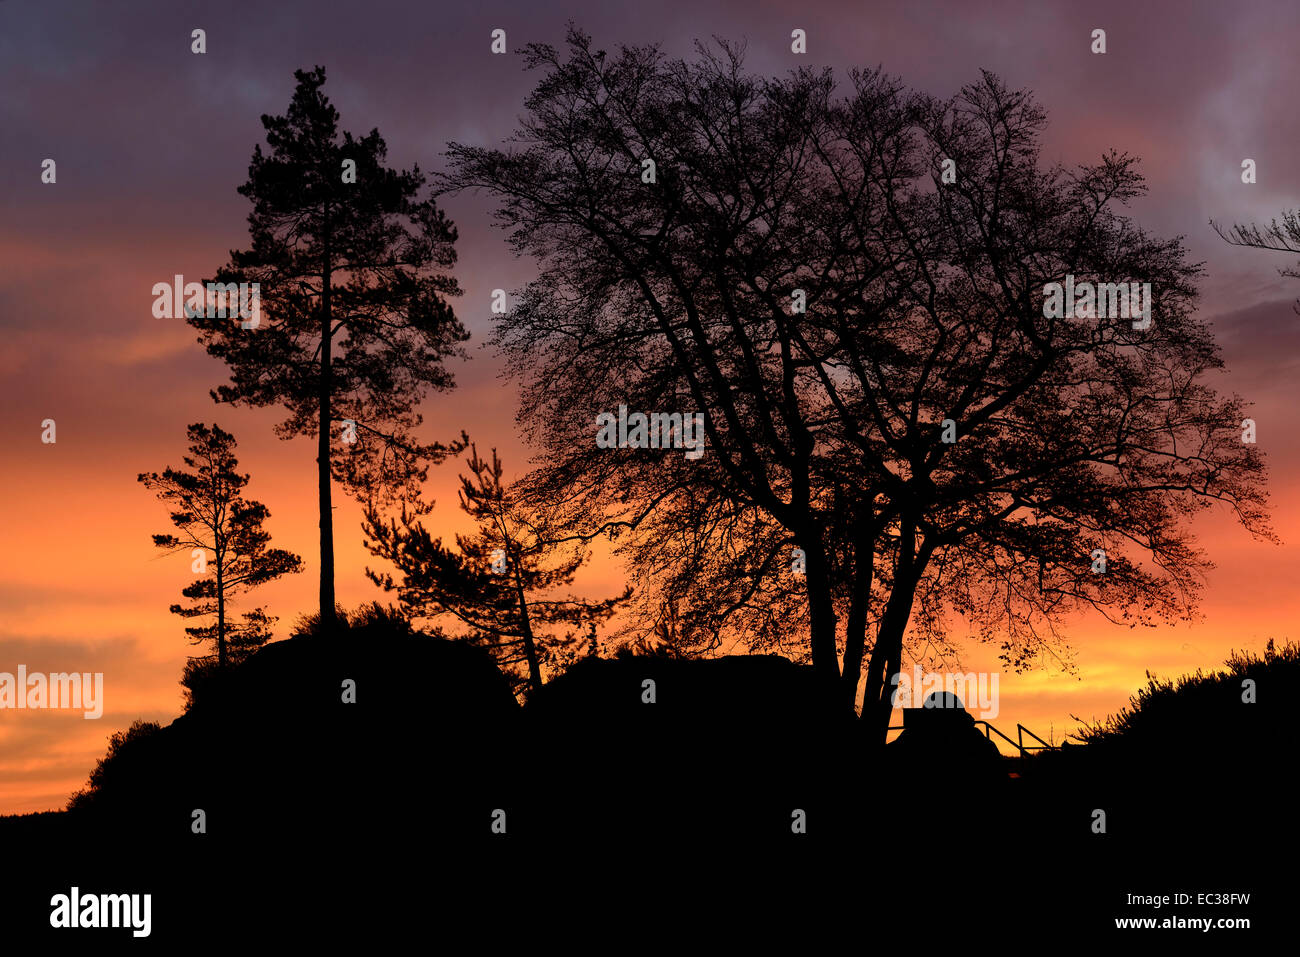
[216,554,227,669]
[512,572,543,695]
[318,229,336,630]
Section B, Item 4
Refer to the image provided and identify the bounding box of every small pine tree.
[364,444,630,698]
[139,424,303,694]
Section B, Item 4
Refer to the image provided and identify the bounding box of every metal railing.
[887,720,1061,765]
[975,720,1057,758]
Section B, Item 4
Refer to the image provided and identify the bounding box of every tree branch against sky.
[1212,208,1300,312]
[363,445,630,697]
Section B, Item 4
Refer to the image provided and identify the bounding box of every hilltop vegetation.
[1068,639,1295,760]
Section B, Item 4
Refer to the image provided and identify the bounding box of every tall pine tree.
[187,66,467,629]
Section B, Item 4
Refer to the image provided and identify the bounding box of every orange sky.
[3,0,1299,814]
[0,241,1293,814]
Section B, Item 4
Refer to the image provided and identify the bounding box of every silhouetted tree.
[443,30,1274,738]
[364,444,630,697]
[139,424,302,676]
[186,66,468,629]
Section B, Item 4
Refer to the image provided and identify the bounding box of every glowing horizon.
[3,0,1299,815]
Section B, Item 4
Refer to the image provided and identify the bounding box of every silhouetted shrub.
[66,720,163,812]
[1070,638,1296,759]
[291,600,420,640]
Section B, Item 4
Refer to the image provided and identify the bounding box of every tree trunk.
[318,231,336,630]
[839,528,875,712]
[861,520,926,744]
[801,534,843,714]
[862,594,909,745]
[216,551,227,669]
[513,575,544,695]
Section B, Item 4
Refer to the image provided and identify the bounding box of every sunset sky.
[2,0,1299,814]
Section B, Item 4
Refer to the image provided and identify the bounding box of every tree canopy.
[442,30,1273,733]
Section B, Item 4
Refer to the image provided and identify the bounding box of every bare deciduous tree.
[443,30,1273,740]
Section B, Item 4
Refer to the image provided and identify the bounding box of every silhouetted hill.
[18,630,1295,853]
[1018,639,1297,842]
[1063,638,1293,763]
[64,605,519,844]
[3,629,1293,942]
[517,653,858,836]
